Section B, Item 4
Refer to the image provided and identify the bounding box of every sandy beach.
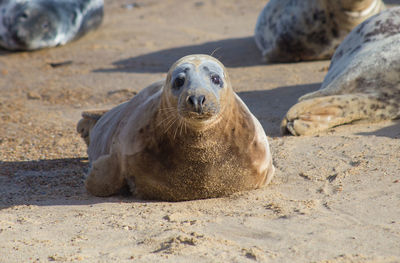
[1,0,399,262]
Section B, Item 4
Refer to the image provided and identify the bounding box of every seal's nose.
[187,95,206,114]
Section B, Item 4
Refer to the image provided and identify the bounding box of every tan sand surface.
[0,0,399,262]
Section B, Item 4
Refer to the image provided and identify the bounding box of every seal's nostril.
[199,95,205,106]
[187,95,205,106]
[187,95,196,106]
[186,95,205,114]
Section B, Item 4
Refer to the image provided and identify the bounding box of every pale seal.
[0,0,103,50]
[281,7,400,136]
[77,55,275,201]
[254,0,385,62]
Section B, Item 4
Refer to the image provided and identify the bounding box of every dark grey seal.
[0,0,103,50]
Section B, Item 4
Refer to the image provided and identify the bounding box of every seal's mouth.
[178,107,216,120]
[184,111,215,121]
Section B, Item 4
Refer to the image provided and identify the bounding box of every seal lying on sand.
[0,0,103,50]
[281,7,400,136]
[254,0,385,62]
[77,55,275,201]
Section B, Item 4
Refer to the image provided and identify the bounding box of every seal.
[77,55,275,201]
[281,7,400,136]
[0,0,103,50]
[254,0,385,62]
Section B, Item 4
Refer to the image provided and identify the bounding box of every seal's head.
[161,55,234,130]
[3,1,63,50]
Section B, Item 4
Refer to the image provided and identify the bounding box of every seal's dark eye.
[211,74,222,86]
[174,75,185,89]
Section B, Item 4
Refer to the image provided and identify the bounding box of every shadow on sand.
[384,0,400,5]
[356,121,400,139]
[94,37,264,74]
[0,158,141,209]
[0,50,11,56]
[237,83,321,136]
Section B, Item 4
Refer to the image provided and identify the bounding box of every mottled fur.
[282,7,400,135]
[77,55,275,201]
[254,0,384,62]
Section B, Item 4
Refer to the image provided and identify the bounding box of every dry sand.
[1,0,399,262]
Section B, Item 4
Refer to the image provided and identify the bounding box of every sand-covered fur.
[78,55,275,201]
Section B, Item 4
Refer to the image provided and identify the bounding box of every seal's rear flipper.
[77,110,109,146]
[281,94,396,136]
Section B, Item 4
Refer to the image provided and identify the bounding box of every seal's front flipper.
[85,154,126,197]
[77,110,109,146]
[281,94,391,136]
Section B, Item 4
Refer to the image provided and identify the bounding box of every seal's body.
[254,0,385,62]
[0,0,103,50]
[282,7,400,136]
[77,55,275,201]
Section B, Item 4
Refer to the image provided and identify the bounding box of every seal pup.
[254,0,385,62]
[77,55,275,201]
[281,7,400,136]
[0,0,103,50]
